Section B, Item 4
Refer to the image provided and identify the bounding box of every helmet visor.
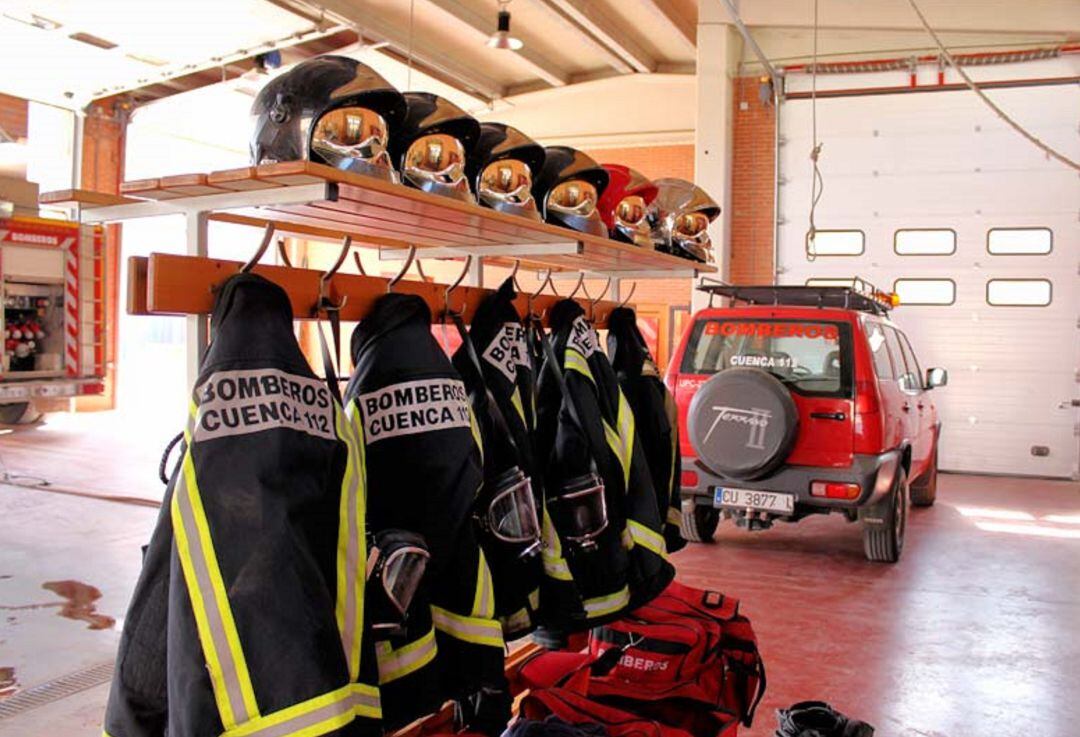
[479,158,534,205]
[381,546,430,616]
[310,107,396,179]
[403,133,471,196]
[547,179,598,218]
[487,472,541,546]
[674,212,711,241]
[615,195,648,229]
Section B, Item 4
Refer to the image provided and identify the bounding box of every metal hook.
[444,256,473,317]
[565,272,585,300]
[318,236,351,312]
[276,238,291,268]
[387,245,417,293]
[616,281,637,309]
[352,251,366,276]
[582,277,612,322]
[526,269,553,321]
[240,223,275,273]
[509,259,521,292]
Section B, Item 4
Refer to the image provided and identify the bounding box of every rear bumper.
[0,377,105,403]
[683,450,901,515]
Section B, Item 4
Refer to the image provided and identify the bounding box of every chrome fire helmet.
[647,178,721,263]
[532,146,610,237]
[466,123,545,220]
[250,55,406,182]
[597,164,658,248]
[389,92,480,203]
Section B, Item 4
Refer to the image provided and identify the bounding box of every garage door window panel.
[680,319,853,398]
[805,230,864,257]
[986,279,1052,307]
[894,229,957,256]
[893,279,956,306]
[987,228,1052,255]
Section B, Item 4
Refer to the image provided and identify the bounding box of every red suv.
[667,283,947,562]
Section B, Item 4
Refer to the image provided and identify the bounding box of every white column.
[185,210,209,388]
[693,1,741,311]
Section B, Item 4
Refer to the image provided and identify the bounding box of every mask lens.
[547,179,598,217]
[405,134,467,178]
[382,546,430,616]
[615,195,647,227]
[487,470,541,545]
[479,159,533,203]
[551,473,608,548]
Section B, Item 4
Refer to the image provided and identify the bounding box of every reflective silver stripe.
[628,519,667,557]
[472,548,494,618]
[224,684,379,737]
[583,586,630,619]
[173,444,256,726]
[376,628,437,683]
[431,605,504,648]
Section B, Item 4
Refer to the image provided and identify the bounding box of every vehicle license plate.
[713,487,795,514]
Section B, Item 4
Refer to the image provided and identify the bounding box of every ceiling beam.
[639,0,696,54]
[504,63,694,99]
[272,0,505,102]
[423,0,569,87]
[540,0,656,73]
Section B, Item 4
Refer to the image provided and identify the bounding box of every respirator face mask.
[366,529,430,634]
[476,467,541,559]
[548,472,608,552]
[310,106,398,182]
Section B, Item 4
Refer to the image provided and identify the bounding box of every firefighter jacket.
[452,277,543,638]
[606,307,686,554]
[533,299,674,635]
[104,273,379,737]
[345,293,506,730]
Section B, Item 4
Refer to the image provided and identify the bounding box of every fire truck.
[0,216,106,421]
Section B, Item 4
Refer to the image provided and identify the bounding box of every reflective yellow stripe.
[583,586,630,619]
[563,349,594,383]
[376,628,437,683]
[667,507,683,527]
[222,682,380,737]
[501,606,532,635]
[336,402,367,680]
[471,548,495,619]
[468,406,484,466]
[541,508,573,581]
[628,519,667,558]
[610,391,636,487]
[529,586,540,610]
[510,386,526,424]
[431,605,504,648]
[174,402,259,728]
[621,526,634,550]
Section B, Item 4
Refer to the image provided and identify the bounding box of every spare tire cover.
[687,368,799,480]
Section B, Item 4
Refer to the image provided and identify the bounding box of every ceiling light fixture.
[487,1,523,51]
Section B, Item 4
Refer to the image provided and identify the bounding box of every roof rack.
[697,277,897,315]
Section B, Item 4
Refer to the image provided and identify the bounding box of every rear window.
[680,319,852,398]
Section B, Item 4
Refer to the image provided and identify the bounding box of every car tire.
[861,465,908,563]
[0,402,31,425]
[680,505,719,543]
[910,444,938,507]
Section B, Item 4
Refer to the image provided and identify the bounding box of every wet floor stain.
[0,666,17,699]
[0,580,114,630]
[42,580,115,630]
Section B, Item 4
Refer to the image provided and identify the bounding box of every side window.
[867,323,894,380]
[896,331,924,391]
[883,327,910,385]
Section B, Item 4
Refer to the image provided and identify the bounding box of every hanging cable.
[906,0,1079,172]
[806,0,824,261]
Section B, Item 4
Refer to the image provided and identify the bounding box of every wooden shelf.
[44,161,713,278]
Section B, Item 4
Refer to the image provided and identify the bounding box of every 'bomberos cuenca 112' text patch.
[357,378,471,443]
[194,368,335,442]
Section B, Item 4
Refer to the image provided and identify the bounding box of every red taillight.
[681,470,699,488]
[810,481,861,499]
[854,379,880,414]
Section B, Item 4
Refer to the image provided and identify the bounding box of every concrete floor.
[0,413,1077,736]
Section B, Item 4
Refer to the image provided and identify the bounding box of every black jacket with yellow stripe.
[104,274,379,737]
[345,293,506,731]
[606,307,686,554]
[533,299,674,635]
[453,277,543,639]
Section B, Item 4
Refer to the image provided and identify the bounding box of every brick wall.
[0,93,28,140]
[729,77,776,284]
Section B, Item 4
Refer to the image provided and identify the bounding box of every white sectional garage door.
[775,60,1079,478]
